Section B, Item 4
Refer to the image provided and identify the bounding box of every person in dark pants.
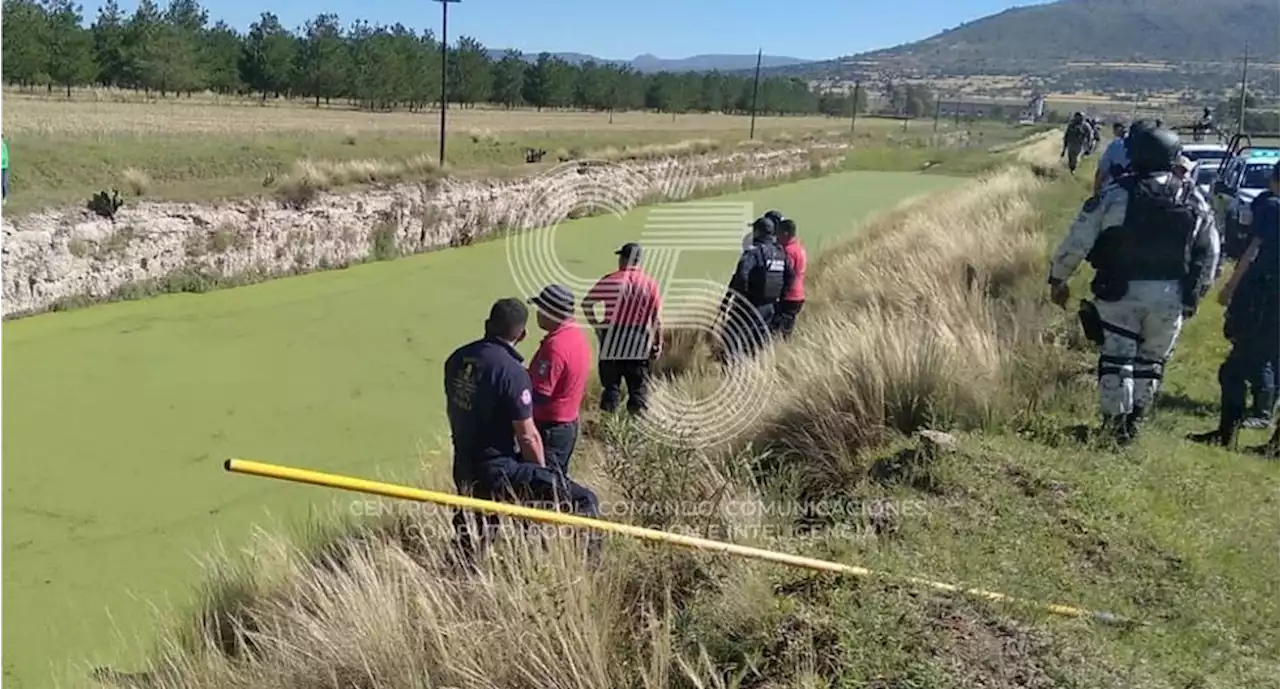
[1187,273,1279,448]
[771,217,807,338]
[527,284,592,478]
[1061,112,1091,174]
[1189,163,1280,448]
[721,216,794,361]
[583,243,663,414]
[443,298,600,559]
[1244,165,1280,428]
[1216,162,1280,428]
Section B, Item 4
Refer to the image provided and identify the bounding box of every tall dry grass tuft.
[639,164,1057,496]
[582,137,722,162]
[136,513,732,689]
[274,156,444,206]
[121,167,153,196]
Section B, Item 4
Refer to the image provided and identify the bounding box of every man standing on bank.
[443,298,600,556]
[527,284,592,477]
[772,217,807,338]
[583,242,664,415]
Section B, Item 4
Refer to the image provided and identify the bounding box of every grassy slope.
[801,177,1280,686]
[0,170,959,687]
[106,141,1279,689]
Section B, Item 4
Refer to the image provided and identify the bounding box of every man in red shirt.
[582,243,663,414]
[772,217,807,338]
[527,284,593,477]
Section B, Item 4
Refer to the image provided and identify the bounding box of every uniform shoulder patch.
[519,389,532,406]
[536,359,550,377]
[1081,195,1101,213]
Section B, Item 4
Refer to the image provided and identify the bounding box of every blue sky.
[89,0,1053,61]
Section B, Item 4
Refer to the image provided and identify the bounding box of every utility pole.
[933,96,942,132]
[1236,43,1250,136]
[850,81,861,134]
[434,0,461,166]
[748,48,763,140]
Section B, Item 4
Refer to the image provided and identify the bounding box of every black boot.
[1187,414,1241,449]
[1125,406,1146,442]
[1186,428,1228,446]
[1246,426,1280,459]
[1102,415,1134,446]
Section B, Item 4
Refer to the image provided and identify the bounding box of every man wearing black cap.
[583,242,664,414]
[721,214,793,361]
[528,284,592,477]
[443,298,600,555]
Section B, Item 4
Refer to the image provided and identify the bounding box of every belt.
[535,418,579,427]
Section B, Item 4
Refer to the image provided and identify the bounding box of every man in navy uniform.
[720,215,794,361]
[1189,162,1280,450]
[444,298,599,556]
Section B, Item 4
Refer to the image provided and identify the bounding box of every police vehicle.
[1194,161,1221,199]
[1180,143,1230,166]
[1213,147,1280,258]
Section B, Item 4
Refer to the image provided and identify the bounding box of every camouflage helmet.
[1125,126,1182,173]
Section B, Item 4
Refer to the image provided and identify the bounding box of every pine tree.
[2,0,51,88]
[90,0,126,87]
[201,21,243,94]
[241,12,296,100]
[297,13,346,107]
[121,0,162,90]
[491,50,525,108]
[43,0,96,97]
[449,36,491,107]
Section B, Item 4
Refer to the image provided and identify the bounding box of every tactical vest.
[1088,177,1197,299]
[747,242,786,305]
[1066,123,1090,147]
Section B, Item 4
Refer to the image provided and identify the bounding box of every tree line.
[2,0,880,118]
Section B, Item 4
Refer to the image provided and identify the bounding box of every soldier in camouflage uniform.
[1061,112,1093,174]
[1048,124,1221,444]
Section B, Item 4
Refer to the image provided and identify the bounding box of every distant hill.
[484,50,813,73]
[630,53,813,72]
[864,0,1278,65]
[764,0,1279,80]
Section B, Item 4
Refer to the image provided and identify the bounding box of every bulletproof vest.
[1066,123,1089,146]
[1093,177,1197,285]
[747,242,786,305]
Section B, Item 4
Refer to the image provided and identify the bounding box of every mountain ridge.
[763,0,1280,77]
[482,50,814,73]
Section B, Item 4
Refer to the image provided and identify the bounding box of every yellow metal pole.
[224,458,1135,626]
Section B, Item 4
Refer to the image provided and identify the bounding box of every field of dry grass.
[1,89,976,214]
